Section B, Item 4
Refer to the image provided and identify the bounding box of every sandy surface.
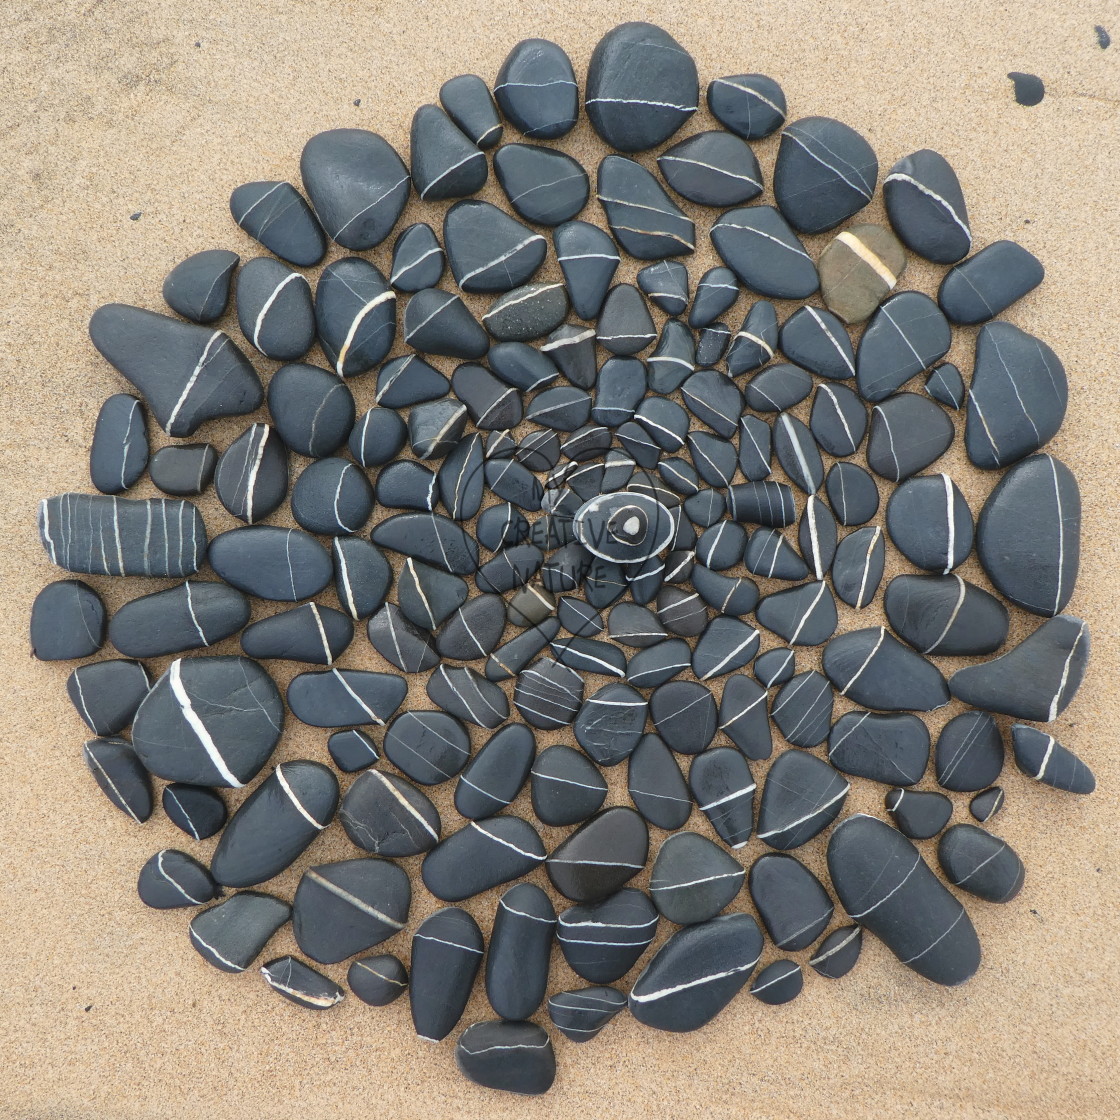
[1,1,1117,1117]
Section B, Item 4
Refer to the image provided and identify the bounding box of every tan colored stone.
[819,222,908,324]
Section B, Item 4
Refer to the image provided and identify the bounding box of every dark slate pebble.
[110,580,249,658]
[483,283,569,343]
[441,73,503,149]
[596,283,657,355]
[727,300,778,375]
[558,888,659,983]
[422,816,546,902]
[770,670,834,748]
[573,682,647,765]
[696,315,736,361]
[627,733,691,830]
[866,393,954,482]
[967,323,1067,470]
[648,319,697,391]
[349,406,407,468]
[235,257,314,361]
[773,117,877,234]
[410,103,487,201]
[494,142,588,225]
[229,180,326,266]
[597,155,695,259]
[162,783,226,840]
[315,257,396,376]
[809,925,863,979]
[410,907,483,1041]
[969,787,1006,824]
[377,352,450,408]
[188,891,290,973]
[650,831,744,925]
[30,579,105,661]
[554,220,620,320]
[726,481,796,527]
[823,627,948,712]
[627,638,692,688]
[681,368,741,438]
[485,883,556,1020]
[162,248,239,323]
[637,260,689,316]
[711,206,818,300]
[718,673,772,760]
[774,413,824,493]
[327,729,379,773]
[454,723,535,820]
[88,304,262,437]
[884,574,1009,657]
[689,747,756,849]
[476,503,530,552]
[707,73,786,139]
[939,240,1044,325]
[383,710,471,785]
[68,659,150,736]
[372,512,479,574]
[408,400,469,461]
[435,593,507,660]
[137,849,218,909]
[82,736,152,822]
[883,149,971,264]
[885,788,953,840]
[548,986,627,1042]
[830,527,885,610]
[525,385,593,431]
[743,363,813,413]
[750,853,833,951]
[799,495,839,581]
[148,443,217,497]
[948,614,1089,721]
[214,424,288,524]
[650,680,717,755]
[548,807,649,903]
[389,222,445,292]
[688,430,737,488]
[658,131,762,207]
[925,362,965,410]
[340,769,441,856]
[757,581,838,646]
[935,711,1005,793]
[288,668,407,729]
[628,912,763,1032]
[751,960,803,1005]
[348,953,409,1006]
[744,528,809,582]
[267,362,354,459]
[300,128,410,251]
[855,292,951,403]
[827,814,980,986]
[779,306,855,380]
[291,457,374,536]
[209,760,338,887]
[514,657,583,729]
[90,394,147,495]
[938,824,1025,903]
[376,461,438,513]
[754,648,796,689]
[455,1021,556,1096]
[828,710,931,786]
[332,537,391,621]
[886,473,973,573]
[692,617,760,680]
[494,38,578,140]
[1011,725,1095,795]
[756,749,849,851]
[810,383,867,458]
[444,199,547,294]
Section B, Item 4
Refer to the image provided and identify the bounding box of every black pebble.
[214,424,288,524]
[209,527,332,601]
[938,824,1025,903]
[1008,71,1045,106]
[235,257,314,361]
[163,783,226,840]
[148,443,217,497]
[90,394,148,495]
[348,954,408,1006]
[707,73,786,139]
[162,248,239,323]
[82,737,152,822]
[30,579,105,661]
[750,853,833,951]
[291,457,374,535]
[267,363,355,459]
[440,73,503,149]
[454,723,535,819]
[229,181,326,266]
[885,788,953,840]
[558,887,659,983]
[189,891,290,973]
[485,882,556,1020]
[327,729,379,773]
[137,849,219,909]
[68,659,150,735]
[389,223,445,292]
[109,580,250,658]
[494,38,579,140]
[340,769,441,856]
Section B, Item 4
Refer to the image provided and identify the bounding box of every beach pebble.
[751,960,803,1005]
[327,729,379,773]
[455,1021,556,1096]
[711,205,818,299]
[689,746,755,849]
[691,617,760,680]
[214,424,288,524]
[757,749,849,851]
[348,954,409,1006]
[349,407,407,468]
[548,806,649,902]
[110,581,249,659]
[554,220,620,320]
[824,627,948,712]
[1011,725,1095,794]
[340,769,441,856]
[261,957,345,1010]
[637,260,689,316]
[291,458,374,536]
[750,853,833,951]
[627,638,691,688]
[598,155,695,259]
[969,787,1005,823]
[287,668,406,728]
[558,888,659,983]
[530,744,608,826]
[938,824,1025,903]
[627,733,692,830]
[756,581,838,646]
[779,306,855,380]
[188,891,290,973]
[30,579,105,661]
[494,38,579,140]
[486,883,556,1020]
[819,223,906,324]
[267,363,354,458]
[454,723,535,820]
[707,73,786,139]
[809,925,863,979]
[229,180,326,266]
[658,131,761,207]
[389,222,445,291]
[383,710,471,786]
[744,528,809,582]
[828,711,930,786]
[573,682,647,765]
[831,527,885,610]
[754,648,796,689]
[423,817,546,902]
[440,73,503,149]
[648,680,716,755]
[727,300,778,375]
[315,257,397,375]
[650,831,745,925]
[235,257,314,361]
[82,736,152,822]
[376,461,438,512]
[484,282,569,342]
[148,443,217,497]
[798,496,839,580]
[939,240,1044,324]
[410,103,487,201]
[866,393,954,482]
[548,986,627,1042]
[373,512,480,575]
[744,363,814,413]
[884,574,1009,656]
[885,788,953,839]
[810,383,867,457]
[770,670,834,748]
[718,673,772,759]
[90,395,147,495]
[162,783,226,840]
[726,481,797,528]
[935,711,1005,793]
[825,464,880,528]
[883,149,971,263]
[856,292,952,403]
[163,248,239,322]
[332,538,391,621]
[137,849,218,909]
[494,142,588,225]
[514,657,584,729]
[410,907,484,1042]
[445,199,547,293]
[886,474,973,573]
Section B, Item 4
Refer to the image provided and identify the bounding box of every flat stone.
[494,142,588,225]
[574,682,647,766]
[493,38,578,140]
[558,887,659,983]
[349,407,407,468]
[383,710,471,786]
[939,239,1044,324]
[637,259,689,316]
[883,149,971,263]
[148,443,217,497]
[726,481,797,527]
[969,787,1006,823]
[229,180,326,266]
[547,807,649,903]
[389,222,445,291]
[440,73,503,149]
[691,617,760,680]
[935,711,1005,792]
[754,648,796,689]
[925,362,965,410]
[287,668,406,728]
[30,579,105,661]
[658,131,761,207]
[291,457,374,535]
[727,300,778,375]
[554,220,620,320]
[137,849,218,909]
[376,461,438,512]
[483,282,569,342]
[348,953,408,1006]
[831,526,885,609]
[544,323,600,388]
[779,306,855,380]
[514,657,583,728]
[751,960,803,1005]
[689,746,755,848]
[718,673,772,760]
[454,723,535,819]
[109,581,249,658]
[506,583,557,629]
[548,986,627,1042]
[884,574,1009,656]
[327,729,379,773]
[396,558,469,629]
[650,831,745,925]
[856,292,952,402]
[485,883,556,1020]
[809,925,863,979]
[757,581,838,646]
[422,817,546,901]
[798,495,839,580]
[757,749,849,851]
[376,352,451,404]
[711,205,819,299]
[163,248,240,322]
[819,223,907,324]
[530,744,608,826]
[648,319,696,391]
[744,528,809,582]
[332,538,392,620]
[697,319,737,364]
[770,669,834,748]
[823,627,949,712]
[444,199,547,293]
[707,73,787,139]
[627,733,692,830]
[525,385,593,431]
[743,363,813,412]
[372,512,480,574]
[235,257,314,360]
[410,907,483,1041]
[886,473,973,573]
[82,736,152,822]
[598,154,695,259]
[188,891,290,973]
[627,638,692,688]
[455,1021,556,1096]
[315,257,397,376]
[476,503,530,551]
[827,814,981,986]
[214,424,288,524]
[650,680,717,755]
[750,853,833,950]
[810,383,868,457]
[90,394,147,495]
[340,769,441,856]
[267,362,354,458]
[866,393,954,482]
[938,824,1025,902]
[681,368,742,438]
[948,614,1089,721]
[410,103,487,201]
[1011,725,1095,794]
[828,710,931,786]
[162,783,226,840]
[260,957,344,1011]
[435,593,507,660]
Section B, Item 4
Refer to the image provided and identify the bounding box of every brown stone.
[819,222,907,324]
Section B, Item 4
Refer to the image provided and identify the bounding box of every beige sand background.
[1,1,1118,1117]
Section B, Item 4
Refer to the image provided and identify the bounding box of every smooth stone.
[689,430,737,488]
[627,733,692,830]
[691,316,737,362]
[260,957,344,1011]
[149,443,217,496]
[750,854,833,951]
[332,537,392,620]
[948,614,1089,721]
[831,526,885,609]
[163,783,226,840]
[558,888,659,983]
[727,300,778,375]
[778,306,854,380]
[884,574,1009,656]
[883,149,972,263]
[689,747,755,848]
[593,358,646,429]
[718,674,772,760]
[557,596,605,637]
[925,362,965,410]
[799,495,839,580]
[732,417,771,485]
[597,154,694,259]
[208,760,336,887]
[585,22,697,151]
[809,925,863,979]
[407,400,469,461]
[315,257,397,376]
[188,891,291,973]
[327,729,379,773]
[548,986,627,1042]
[554,220,620,320]
[410,908,484,1042]
[637,259,689,316]
[744,363,813,412]
[293,859,409,963]
[444,199,546,293]
[548,807,649,903]
[506,583,558,628]
[659,130,761,207]
[828,814,981,986]
[483,282,568,342]
[137,849,218,909]
[162,248,239,322]
[110,580,249,658]
[398,560,468,632]
[827,710,931,786]
[476,503,530,551]
[486,883,556,1020]
[494,142,588,225]
[287,668,407,728]
[681,369,741,439]
[649,680,716,755]
[595,283,656,356]
[525,385,593,431]
[886,473,973,573]
[938,824,1025,903]
[653,587,706,639]
[88,304,261,436]
[819,223,907,324]
[214,424,288,524]
[754,648,796,689]
[648,318,697,391]
[935,711,1005,793]
[757,581,838,646]
[40,494,206,578]
[383,710,471,785]
[969,787,1006,824]
[866,393,954,482]
[628,912,763,1032]
[349,406,407,468]
[966,323,1067,469]
[707,73,786,139]
[726,481,797,527]
[627,638,692,688]
[435,593,507,660]
[650,832,745,925]
[452,368,521,435]
[267,363,354,458]
[410,103,487,201]
[229,180,326,266]
[514,657,583,729]
[376,353,450,408]
[774,413,824,494]
[756,749,849,851]
[291,458,373,536]
[30,579,105,660]
[90,394,147,495]
[770,670,834,748]
[441,73,502,149]
[692,617,760,680]
[684,488,725,528]
[939,240,1044,324]
[493,37,578,139]
[375,460,437,512]
[823,627,949,712]
[82,737,152,822]
[543,322,599,388]
[300,128,409,250]
[571,682,646,766]
[235,257,314,360]
[751,960,803,1005]
[389,222,445,291]
[856,292,951,402]
[372,512,479,574]
[475,542,543,594]
[885,788,954,840]
[1011,725,1095,794]
[455,1021,556,1096]
[810,383,868,457]
[348,953,409,1006]
[743,528,809,581]
[422,817,546,902]
[455,723,535,820]
[340,769,441,856]
[711,205,818,299]
[774,116,877,233]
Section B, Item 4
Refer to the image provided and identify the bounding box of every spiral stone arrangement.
[30,21,1093,1096]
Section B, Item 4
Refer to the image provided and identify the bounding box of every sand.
[0,1,1118,1117]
